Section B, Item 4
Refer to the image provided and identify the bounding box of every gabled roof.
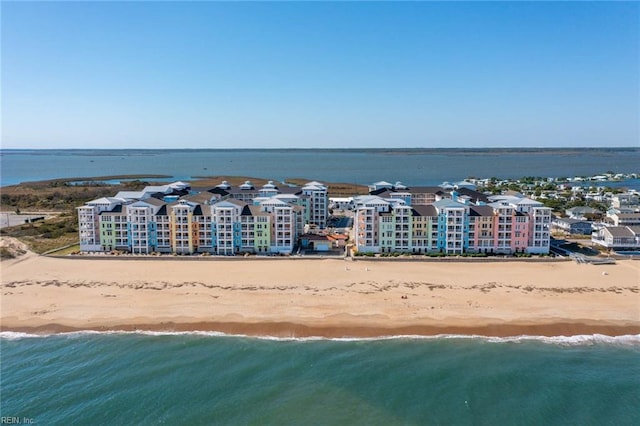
[469,205,494,217]
[302,184,326,191]
[87,197,123,205]
[169,181,190,189]
[99,205,123,214]
[183,192,216,204]
[433,198,466,209]
[260,198,290,206]
[515,198,543,206]
[369,188,395,197]
[114,191,145,200]
[488,200,517,209]
[628,226,640,235]
[214,198,246,208]
[141,197,166,207]
[603,226,635,237]
[143,185,173,194]
[241,205,269,217]
[170,200,199,209]
[411,205,438,217]
[566,206,602,214]
[353,195,390,206]
[455,188,489,203]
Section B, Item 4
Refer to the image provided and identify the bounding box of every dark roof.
[604,226,635,237]
[99,205,123,215]
[278,186,303,196]
[207,187,230,196]
[411,205,438,217]
[469,205,494,217]
[566,206,602,214]
[628,226,640,235]
[369,188,394,197]
[300,233,331,241]
[155,205,167,216]
[408,186,443,193]
[142,197,166,206]
[455,188,489,203]
[192,205,203,216]
[370,186,443,196]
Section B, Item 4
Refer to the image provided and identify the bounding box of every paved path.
[0,212,58,229]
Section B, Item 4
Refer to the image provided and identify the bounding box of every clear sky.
[2,1,638,149]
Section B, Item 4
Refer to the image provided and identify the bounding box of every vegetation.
[353,251,539,258]
[0,177,155,212]
[0,213,79,254]
[284,178,368,197]
[0,245,25,259]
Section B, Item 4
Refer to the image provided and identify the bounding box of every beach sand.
[1,249,639,337]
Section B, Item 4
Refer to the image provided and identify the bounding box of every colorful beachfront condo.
[78,180,326,255]
[354,183,552,255]
[79,178,552,256]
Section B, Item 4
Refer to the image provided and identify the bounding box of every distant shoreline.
[2,147,639,152]
[3,148,638,189]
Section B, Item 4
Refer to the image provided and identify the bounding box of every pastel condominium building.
[354,182,552,255]
[78,180,328,255]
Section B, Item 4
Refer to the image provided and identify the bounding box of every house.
[606,211,640,227]
[592,226,640,250]
[565,206,603,220]
[552,218,593,235]
[300,234,332,251]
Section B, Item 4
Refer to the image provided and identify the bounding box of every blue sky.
[2,1,638,149]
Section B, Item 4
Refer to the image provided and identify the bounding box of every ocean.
[1,147,639,188]
[2,148,639,423]
[1,333,639,425]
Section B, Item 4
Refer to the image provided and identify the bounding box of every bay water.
[1,148,639,187]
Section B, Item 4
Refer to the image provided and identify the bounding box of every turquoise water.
[2,333,639,425]
[1,148,639,187]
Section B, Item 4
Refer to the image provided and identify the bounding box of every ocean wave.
[1,331,639,346]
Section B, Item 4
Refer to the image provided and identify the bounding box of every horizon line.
[1,146,639,151]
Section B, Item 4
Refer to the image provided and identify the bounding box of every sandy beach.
[1,247,639,337]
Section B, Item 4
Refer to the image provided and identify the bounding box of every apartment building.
[352,186,551,255]
[79,180,326,255]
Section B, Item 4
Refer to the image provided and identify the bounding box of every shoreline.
[3,321,640,339]
[2,252,638,339]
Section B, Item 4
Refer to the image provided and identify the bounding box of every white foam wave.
[1,330,639,346]
[0,331,45,340]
